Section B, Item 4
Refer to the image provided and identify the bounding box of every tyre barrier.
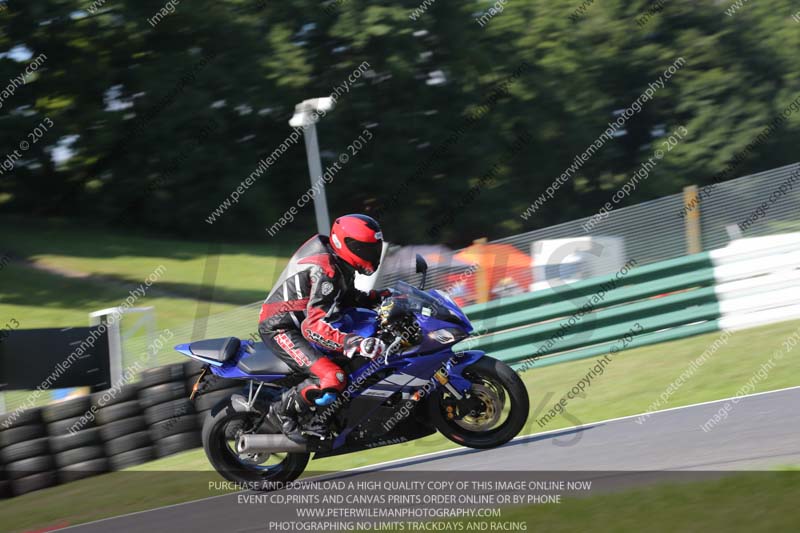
[0,470,10,499]
[185,359,243,431]
[0,427,11,499]
[0,361,249,498]
[141,363,201,457]
[44,396,109,489]
[1,407,59,496]
[109,446,155,471]
[94,382,152,472]
[140,363,186,390]
[145,397,199,454]
[195,386,244,426]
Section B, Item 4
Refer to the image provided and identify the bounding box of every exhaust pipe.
[237,434,308,454]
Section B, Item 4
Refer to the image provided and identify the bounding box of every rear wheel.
[201,399,308,490]
[429,356,528,449]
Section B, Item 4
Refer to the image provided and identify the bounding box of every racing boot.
[267,359,347,443]
[266,387,332,444]
[266,388,307,444]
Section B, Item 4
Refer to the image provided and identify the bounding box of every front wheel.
[202,399,309,490]
[429,356,528,449]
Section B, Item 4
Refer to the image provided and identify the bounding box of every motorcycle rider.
[260,214,390,443]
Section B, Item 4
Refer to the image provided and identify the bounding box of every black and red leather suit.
[258,234,385,406]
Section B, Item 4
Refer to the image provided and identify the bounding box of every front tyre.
[429,356,528,449]
[202,399,309,490]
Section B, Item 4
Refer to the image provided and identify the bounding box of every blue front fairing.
[318,282,473,357]
[328,307,379,339]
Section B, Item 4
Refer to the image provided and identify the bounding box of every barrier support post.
[474,237,490,304]
[684,185,702,254]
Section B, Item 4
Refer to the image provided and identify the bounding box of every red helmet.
[329,214,383,275]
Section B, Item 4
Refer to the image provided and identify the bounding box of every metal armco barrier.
[457,232,800,370]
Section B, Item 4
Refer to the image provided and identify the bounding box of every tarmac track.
[62,386,800,532]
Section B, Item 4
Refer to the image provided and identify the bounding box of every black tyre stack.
[44,396,109,484]
[0,439,9,499]
[94,383,153,472]
[1,407,57,496]
[0,453,9,499]
[184,359,243,431]
[140,364,201,459]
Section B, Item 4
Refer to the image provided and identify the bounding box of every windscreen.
[391,281,467,325]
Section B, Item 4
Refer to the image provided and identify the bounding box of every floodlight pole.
[290,98,334,236]
[303,123,331,236]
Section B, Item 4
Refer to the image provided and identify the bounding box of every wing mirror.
[415,254,428,290]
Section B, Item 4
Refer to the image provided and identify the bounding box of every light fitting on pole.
[289,97,335,128]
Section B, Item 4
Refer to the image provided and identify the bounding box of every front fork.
[435,350,486,421]
[441,350,485,394]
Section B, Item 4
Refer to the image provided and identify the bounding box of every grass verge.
[1,319,799,532]
[0,220,291,410]
[0,216,293,305]
[376,471,800,532]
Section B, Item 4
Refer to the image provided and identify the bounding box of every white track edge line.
[56,384,800,531]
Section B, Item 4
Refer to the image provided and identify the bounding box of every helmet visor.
[344,237,382,271]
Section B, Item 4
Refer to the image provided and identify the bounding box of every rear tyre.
[202,399,308,490]
[429,356,528,450]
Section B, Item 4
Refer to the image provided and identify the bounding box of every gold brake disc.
[453,383,504,431]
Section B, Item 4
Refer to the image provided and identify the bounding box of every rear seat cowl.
[189,337,241,362]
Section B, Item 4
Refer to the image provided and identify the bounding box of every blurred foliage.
[0,0,799,246]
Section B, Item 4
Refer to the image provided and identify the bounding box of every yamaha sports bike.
[175,256,529,488]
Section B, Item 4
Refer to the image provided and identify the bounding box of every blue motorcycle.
[175,256,528,488]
